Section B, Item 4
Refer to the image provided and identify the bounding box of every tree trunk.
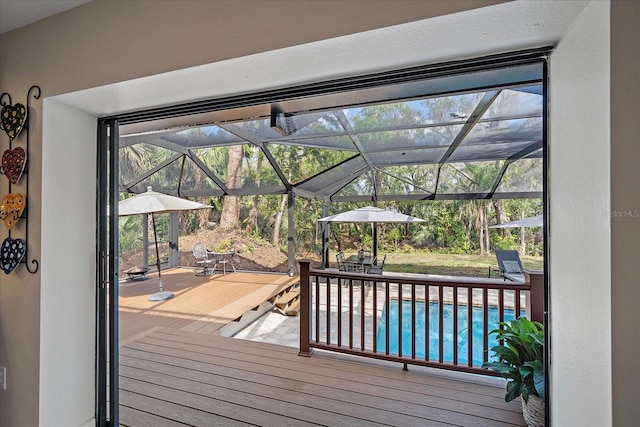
[520,212,526,254]
[273,193,287,245]
[219,145,244,230]
[247,152,262,233]
[476,201,485,255]
[197,209,209,230]
[484,204,491,253]
[492,200,510,238]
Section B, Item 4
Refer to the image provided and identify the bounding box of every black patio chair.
[368,254,386,275]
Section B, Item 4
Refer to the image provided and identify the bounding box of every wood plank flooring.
[119,328,525,426]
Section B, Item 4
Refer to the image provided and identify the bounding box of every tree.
[219,144,244,230]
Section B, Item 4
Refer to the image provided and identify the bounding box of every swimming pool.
[376,300,524,366]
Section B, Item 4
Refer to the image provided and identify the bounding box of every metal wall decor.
[2,147,27,184]
[1,193,26,229]
[0,86,40,274]
[0,101,27,140]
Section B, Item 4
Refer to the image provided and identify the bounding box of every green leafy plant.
[215,239,232,252]
[482,317,545,403]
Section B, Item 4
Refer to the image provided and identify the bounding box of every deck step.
[274,288,300,310]
[283,299,300,316]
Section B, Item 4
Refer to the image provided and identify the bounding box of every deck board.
[119,403,191,427]
[119,328,525,426]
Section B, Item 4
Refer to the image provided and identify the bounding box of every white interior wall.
[40,1,607,424]
[548,1,611,424]
[40,100,96,425]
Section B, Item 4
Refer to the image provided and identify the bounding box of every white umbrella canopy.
[318,206,426,223]
[119,186,212,216]
[489,214,543,228]
[318,206,426,265]
[119,186,212,301]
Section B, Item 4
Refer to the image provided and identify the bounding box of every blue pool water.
[376,300,525,366]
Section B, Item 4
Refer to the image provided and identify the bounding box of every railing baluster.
[499,288,505,325]
[398,283,403,358]
[372,280,378,355]
[313,276,320,342]
[361,278,365,351]
[453,286,458,366]
[411,284,416,360]
[483,288,489,364]
[468,287,473,367]
[385,282,390,355]
[515,289,521,319]
[425,285,430,361]
[349,280,354,349]
[337,278,342,347]
[438,287,444,364]
[326,275,331,345]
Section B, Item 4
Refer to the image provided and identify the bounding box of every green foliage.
[214,239,232,252]
[482,317,545,403]
[491,233,518,251]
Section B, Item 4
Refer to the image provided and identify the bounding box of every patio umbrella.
[318,206,426,265]
[489,214,543,228]
[319,206,427,224]
[119,186,212,301]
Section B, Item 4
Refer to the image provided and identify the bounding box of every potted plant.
[482,317,545,427]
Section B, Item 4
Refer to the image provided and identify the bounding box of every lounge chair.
[491,250,525,283]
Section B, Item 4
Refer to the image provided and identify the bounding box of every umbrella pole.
[373,222,378,263]
[148,213,175,301]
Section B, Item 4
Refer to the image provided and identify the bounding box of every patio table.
[209,250,237,275]
[345,254,373,272]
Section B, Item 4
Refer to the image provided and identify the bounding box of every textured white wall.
[549,1,611,425]
[40,100,96,425]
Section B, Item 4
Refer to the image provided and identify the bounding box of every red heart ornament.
[1,147,27,184]
[1,193,26,230]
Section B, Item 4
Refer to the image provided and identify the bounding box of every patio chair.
[492,250,525,283]
[368,254,386,275]
[343,260,366,287]
[343,261,365,273]
[192,242,214,276]
[336,251,346,270]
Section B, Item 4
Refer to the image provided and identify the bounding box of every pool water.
[376,300,524,366]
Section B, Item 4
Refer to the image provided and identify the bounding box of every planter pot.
[521,394,545,427]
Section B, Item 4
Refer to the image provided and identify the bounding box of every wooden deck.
[119,328,525,426]
[117,268,525,426]
[118,268,299,344]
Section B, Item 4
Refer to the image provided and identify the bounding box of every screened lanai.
[116,51,545,271]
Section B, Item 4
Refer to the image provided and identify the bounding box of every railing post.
[525,271,544,324]
[298,260,313,357]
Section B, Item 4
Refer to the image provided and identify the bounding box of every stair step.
[284,299,300,316]
[275,288,300,309]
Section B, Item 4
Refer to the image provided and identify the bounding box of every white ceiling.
[0,0,92,34]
